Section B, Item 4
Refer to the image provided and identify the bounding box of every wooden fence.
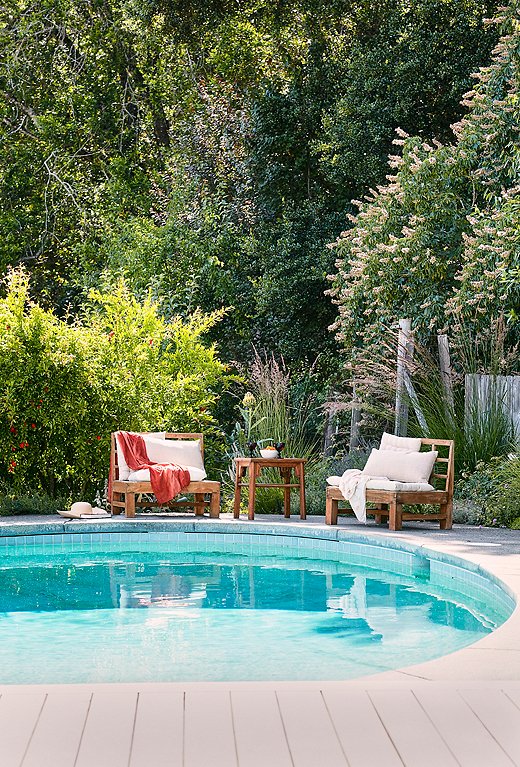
[465,374,520,440]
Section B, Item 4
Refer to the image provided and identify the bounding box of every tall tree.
[0,0,501,372]
[328,0,520,373]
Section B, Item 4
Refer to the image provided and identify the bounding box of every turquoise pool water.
[0,532,513,684]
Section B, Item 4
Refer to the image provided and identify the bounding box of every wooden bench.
[326,438,454,531]
[109,432,220,519]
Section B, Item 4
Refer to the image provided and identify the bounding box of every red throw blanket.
[116,432,191,504]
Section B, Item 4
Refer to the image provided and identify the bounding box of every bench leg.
[326,494,338,525]
[194,493,205,516]
[374,504,384,524]
[111,491,123,515]
[125,491,136,518]
[440,501,453,530]
[209,487,220,519]
[388,499,403,531]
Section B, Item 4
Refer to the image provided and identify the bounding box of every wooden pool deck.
[0,515,519,766]
[2,681,520,766]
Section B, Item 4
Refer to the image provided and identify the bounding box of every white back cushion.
[380,432,422,452]
[363,448,438,484]
[115,431,166,480]
[143,436,205,471]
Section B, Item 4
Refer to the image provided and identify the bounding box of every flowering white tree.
[328,1,520,374]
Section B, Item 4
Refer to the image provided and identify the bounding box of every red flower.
[148,339,153,345]
[8,460,16,472]
[31,423,36,429]
[19,443,24,449]
[96,435,101,440]
[9,426,16,434]
[11,446,16,452]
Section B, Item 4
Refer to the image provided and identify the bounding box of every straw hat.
[58,502,110,519]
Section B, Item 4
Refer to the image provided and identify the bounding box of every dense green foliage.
[457,453,520,527]
[0,0,499,369]
[0,270,228,504]
[329,3,519,372]
[2,0,518,522]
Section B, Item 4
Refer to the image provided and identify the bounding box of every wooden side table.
[233,457,307,520]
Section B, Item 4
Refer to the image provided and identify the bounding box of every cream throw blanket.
[336,469,388,524]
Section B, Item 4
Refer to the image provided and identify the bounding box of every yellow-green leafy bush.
[0,270,228,505]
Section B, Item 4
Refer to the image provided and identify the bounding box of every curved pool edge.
[1,514,519,684]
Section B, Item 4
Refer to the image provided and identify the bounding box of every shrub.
[0,269,229,505]
[483,453,520,527]
[456,452,520,527]
[0,489,70,516]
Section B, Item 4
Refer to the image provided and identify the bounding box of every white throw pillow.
[115,431,166,480]
[380,432,422,452]
[363,448,438,484]
[127,466,207,482]
[143,436,205,471]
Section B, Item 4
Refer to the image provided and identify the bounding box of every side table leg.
[281,467,291,518]
[298,463,306,519]
[233,464,243,519]
[248,463,257,520]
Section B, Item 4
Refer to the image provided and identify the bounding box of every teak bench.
[326,438,454,531]
[109,432,220,519]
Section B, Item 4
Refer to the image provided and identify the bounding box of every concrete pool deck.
[0,513,519,766]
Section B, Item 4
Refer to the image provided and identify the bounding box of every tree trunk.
[395,318,412,436]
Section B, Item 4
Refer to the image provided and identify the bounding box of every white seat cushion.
[326,476,434,492]
[126,466,207,482]
[367,479,435,491]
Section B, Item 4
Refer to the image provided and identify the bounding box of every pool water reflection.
[0,545,506,684]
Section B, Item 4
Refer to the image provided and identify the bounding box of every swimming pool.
[0,526,514,684]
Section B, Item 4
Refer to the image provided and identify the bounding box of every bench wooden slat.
[236,483,302,489]
[112,480,220,493]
